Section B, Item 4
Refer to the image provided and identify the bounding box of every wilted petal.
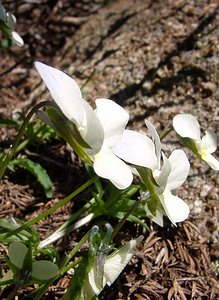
[166,149,190,190]
[173,114,201,141]
[104,236,143,286]
[201,129,217,154]
[93,147,133,189]
[145,120,161,168]
[95,99,129,148]
[201,152,219,171]
[161,192,190,225]
[114,130,158,170]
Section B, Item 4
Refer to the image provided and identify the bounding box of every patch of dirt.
[0,0,218,299]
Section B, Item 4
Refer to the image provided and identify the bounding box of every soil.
[0,0,218,299]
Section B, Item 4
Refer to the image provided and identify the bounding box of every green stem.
[160,127,172,141]
[6,284,20,300]
[0,101,53,181]
[2,176,98,241]
[111,191,150,241]
[59,231,90,271]
[60,257,83,275]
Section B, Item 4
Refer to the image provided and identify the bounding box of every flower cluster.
[35,62,219,227]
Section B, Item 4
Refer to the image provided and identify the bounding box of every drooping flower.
[173,114,219,171]
[80,236,143,300]
[35,62,133,189]
[114,120,190,225]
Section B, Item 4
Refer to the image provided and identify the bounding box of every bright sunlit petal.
[80,99,104,155]
[154,153,171,193]
[104,236,143,286]
[145,120,161,168]
[201,152,219,171]
[88,266,104,296]
[95,99,129,148]
[113,130,158,170]
[161,192,190,225]
[93,147,133,189]
[35,61,85,126]
[201,129,217,154]
[166,149,190,190]
[173,114,201,141]
[35,62,104,154]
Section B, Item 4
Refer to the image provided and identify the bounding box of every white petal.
[80,99,104,155]
[35,61,84,126]
[93,147,133,189]
[151,210,164,227]
[88,266,104,296]
[145,205,164,227]
[145,120,161,168]
[35,62,104,154]
[95,99,129,148]
[154,153,171,193]
[113,130,158,170]
[201,129,217,153]
[11,31,24,47]
[161,192,190,225]
[166,149,190,190]
[173,114,201,141]
[104,236,143,286]
[201,152,219,171]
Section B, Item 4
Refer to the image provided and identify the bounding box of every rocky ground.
[0,0,218,299]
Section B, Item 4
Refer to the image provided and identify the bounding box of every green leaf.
[8,242,28,271]
[0,118,19,127]
[31,260,59,282]
[8,157,53,198]
[0,269,13,286]
[0,217,40,245]
[61,259,88,300]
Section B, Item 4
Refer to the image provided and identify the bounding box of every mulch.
[0,0,218,299]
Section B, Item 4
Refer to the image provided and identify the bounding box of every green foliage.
[8,156,53,198]
[31,260,59,283]
[0,114,58,197]
[5,242,59,285]
[61,259,88,300]
[0,218,40,245]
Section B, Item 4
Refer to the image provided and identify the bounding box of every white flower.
[114,120,190,225]
[80,236,143,299]
[173,114,219,171]
[153,150,190,226]
[35,62,133,189]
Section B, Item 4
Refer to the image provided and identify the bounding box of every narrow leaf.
[9,157,53,198]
